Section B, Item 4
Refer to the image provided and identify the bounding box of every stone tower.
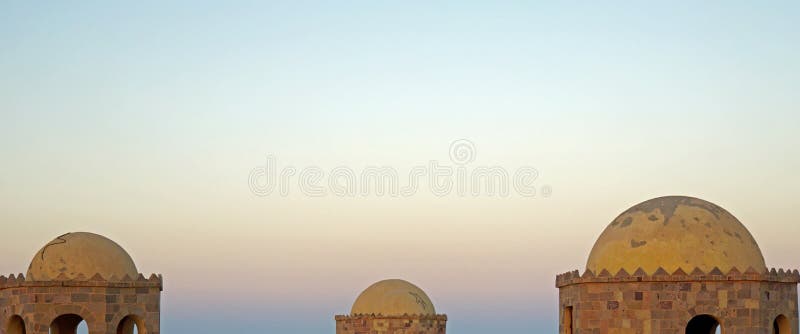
[0,232,162,334]
[556,196,799,334]
[335,279,447,334]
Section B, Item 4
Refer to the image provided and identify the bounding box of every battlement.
[556,267,800,287]
[335,313,447,334]
[0,272,163,290]
[335,314,448,321]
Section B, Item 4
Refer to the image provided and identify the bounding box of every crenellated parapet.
[556,267,800,287]
[0,272,163,290]
[335,313,447,334]
[335,313,448,321]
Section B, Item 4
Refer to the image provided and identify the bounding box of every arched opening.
[49,314,88,334]
[6,315,26,334]
[686,314,721,334]
[563,306,573,334]
[116,315,144,334]
[774,314,790,334]
[77,321,88,334]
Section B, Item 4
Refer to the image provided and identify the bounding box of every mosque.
[1,196,797,334]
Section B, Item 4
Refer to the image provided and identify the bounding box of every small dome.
[351,279,436,316]
[586,196,767,275]
[27,232,138,281]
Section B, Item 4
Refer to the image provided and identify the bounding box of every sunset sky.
[1,2,799,333]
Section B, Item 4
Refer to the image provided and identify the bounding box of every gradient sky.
[1,2,799,333]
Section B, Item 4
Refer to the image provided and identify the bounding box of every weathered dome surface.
[27,232,138,281]
[351,279,436,316]
[586,196,767,275]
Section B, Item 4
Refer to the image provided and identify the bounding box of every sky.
[1,1,799,333]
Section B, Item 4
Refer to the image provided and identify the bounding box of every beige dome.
[27,232,138,281]
[351,279,436,316]
[586,196,767,275]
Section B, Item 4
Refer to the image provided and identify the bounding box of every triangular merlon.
[671,268,688,276]
[652,267,669,276]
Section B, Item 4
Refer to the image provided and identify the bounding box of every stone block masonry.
[0,273,162,334]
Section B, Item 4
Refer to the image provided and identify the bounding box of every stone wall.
[335,314,447,334]
[556,267,799,334]
[0,273,162,334]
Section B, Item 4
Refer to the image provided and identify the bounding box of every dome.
[350,279,436,316]
[586,196,767,275]
[27,232,138,281]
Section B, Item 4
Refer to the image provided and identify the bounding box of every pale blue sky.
[1,2,799,333]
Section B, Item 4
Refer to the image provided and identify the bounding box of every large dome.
[351,279,436,316]
[586,196,767,275]
[27,232,138,281]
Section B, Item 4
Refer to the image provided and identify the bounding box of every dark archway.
[6,315,26,334]
[774,314,790,334]
[116,315,144,334]
[686,314,721,334]
[49,314,87,334]
[563,306,573,334]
